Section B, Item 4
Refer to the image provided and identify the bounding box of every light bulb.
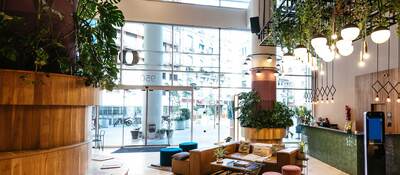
[375,95,380,102]
[386,96,391,103]
[341,23,360,41]
[316,100,319,104]
[358,60,365,67]
[331,33,338,40]
[363,53,370,59]
[311,35,327,49]
[397,97,400,103]
[266,57,273,63]
[320,100,324,104]
[326,99,329,104]
[331,98,334,103]
[371,26,391,44]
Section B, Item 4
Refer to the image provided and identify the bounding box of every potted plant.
[236,91,294,143]
[174,115,185,130]
[297,141,306,160]
[0,0,124,174]
[131,116,142,139]
[214,146,227,163]
[294,106,313,138]
[180,108,190,128]
[156,129,166,139]
[166,129,174,138]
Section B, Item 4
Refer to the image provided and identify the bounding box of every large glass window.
[95,22,251,147]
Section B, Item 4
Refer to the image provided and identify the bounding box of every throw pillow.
[172,152,190,160]
[252,145,272,157]
[238,141,251,154]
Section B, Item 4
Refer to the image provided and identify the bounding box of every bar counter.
[302,125,363,175]
[303,125,400,175]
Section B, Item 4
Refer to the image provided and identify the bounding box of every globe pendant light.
[338,45,354,56]
[283,52,295,60]
[336,39,352,51]
[371,26,391,44]
[294,45,308,58]
[340,23,360,41]
[311,35,327,49]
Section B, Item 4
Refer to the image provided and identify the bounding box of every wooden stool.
[263,172,282,175]
[282,165,301,175]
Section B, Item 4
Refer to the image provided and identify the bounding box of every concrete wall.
[314,25,400,130]
[117,0,248,30]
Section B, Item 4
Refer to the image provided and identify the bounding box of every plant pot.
[242,127,286,144]
[175,120,185,130]
[297,152,306,160]
[166,130,174,138]
[184,120,190,128]
[0,69,98,175]
[216,158,224,164]
[131,130,139,139]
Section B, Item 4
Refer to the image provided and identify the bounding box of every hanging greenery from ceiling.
[265,0,399,51]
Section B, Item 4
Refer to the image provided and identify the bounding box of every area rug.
[112,146,166,153]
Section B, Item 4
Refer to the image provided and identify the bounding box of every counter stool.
[263,172,282,175]
[160,148,182,166]
[282,165,301,175]
[179,142,198,152]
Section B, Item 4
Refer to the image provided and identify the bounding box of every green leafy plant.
[267,0,400,51]
[236,91,294,130]
[294,106,313,125]
[75,0,124,90]
[0,0,124,90]
[214,146,227,159]
[180,108,190,120]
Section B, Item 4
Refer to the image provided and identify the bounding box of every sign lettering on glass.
[142,74,157,83]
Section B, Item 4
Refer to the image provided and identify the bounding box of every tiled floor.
[91,148,348,175]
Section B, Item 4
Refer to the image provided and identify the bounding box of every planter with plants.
[214,146,227,164]
[156,129,166,139]
[180,108,190,128]
[0,0,124,174]
[236,91,294,143]
[294,106,313,137]
[174,115,186,130]
[166,129,174,138]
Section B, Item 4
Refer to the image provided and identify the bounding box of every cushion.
[252,144,272,157]
[238,141,251,154]
[172,152,190,160]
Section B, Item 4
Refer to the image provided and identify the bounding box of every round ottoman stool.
[282,165,301,175]
[160,147,182,166]
[263,172,282,175]
[179,142,198,152]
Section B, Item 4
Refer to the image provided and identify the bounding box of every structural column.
[249,0,277,110]
[143,24,163,137]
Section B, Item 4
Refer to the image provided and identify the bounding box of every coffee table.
[211,158,263,175]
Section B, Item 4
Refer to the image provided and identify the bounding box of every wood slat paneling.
[355,68,400,133]
[0,69,98,105]
[0,143,89,175]
[0,106,89,151]
[0,69,97,175]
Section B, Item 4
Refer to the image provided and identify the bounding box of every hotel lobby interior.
[0,0,399,175]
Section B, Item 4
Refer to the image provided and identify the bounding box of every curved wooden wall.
[0,69,98,175]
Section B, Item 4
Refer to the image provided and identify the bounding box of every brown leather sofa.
[172,142,300,175]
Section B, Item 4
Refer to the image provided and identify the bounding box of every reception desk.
[303,125,400,175]
[303,125,363,175]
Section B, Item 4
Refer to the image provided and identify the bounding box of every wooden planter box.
[242,127,286,144]
[0,69,98,175]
